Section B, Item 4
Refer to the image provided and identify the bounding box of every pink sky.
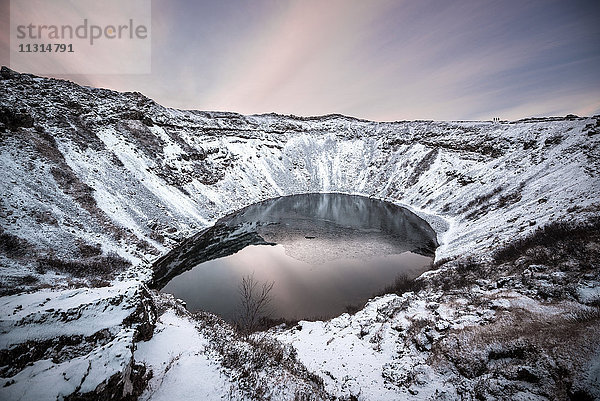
[1,0,599,121]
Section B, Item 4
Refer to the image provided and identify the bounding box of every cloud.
[5,0,598,120]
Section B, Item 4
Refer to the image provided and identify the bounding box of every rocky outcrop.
[0,282,156,400]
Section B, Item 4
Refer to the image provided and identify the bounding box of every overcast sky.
[2,0,599,121]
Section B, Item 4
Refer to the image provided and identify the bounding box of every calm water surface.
[158,193,438,321]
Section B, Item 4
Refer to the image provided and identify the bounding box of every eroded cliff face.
[1,67,599,400]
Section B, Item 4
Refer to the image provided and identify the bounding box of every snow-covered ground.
[0,280,153,400]
[1,67,599,400]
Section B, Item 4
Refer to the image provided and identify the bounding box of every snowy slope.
[0,280,154,400]
[1,67,599,400]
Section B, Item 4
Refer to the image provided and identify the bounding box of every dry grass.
[374,273,425,297]
[494,217,600,269]
[425,257,487,292]
[430,304,600,400]
[37,252,131,279]
[0,229,35,259]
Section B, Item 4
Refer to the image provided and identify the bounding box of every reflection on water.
[162,245,432,320]
[157,193,438,321]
